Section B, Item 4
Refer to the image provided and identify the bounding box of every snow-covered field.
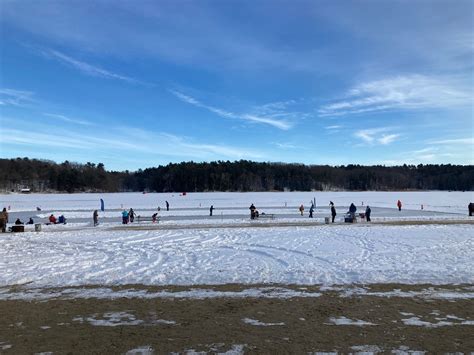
[0,192,473,298]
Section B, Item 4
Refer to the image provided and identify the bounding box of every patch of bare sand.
[1,284,473,353]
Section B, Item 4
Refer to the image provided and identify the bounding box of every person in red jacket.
[49,214,57,224]
[397,200,402,211]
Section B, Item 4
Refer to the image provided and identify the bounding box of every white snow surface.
[0,223,473,288]
[0,191,473,294]
[328,316,376,326]
[2,191,473,213]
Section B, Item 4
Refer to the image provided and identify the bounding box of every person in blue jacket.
[122,210,129,224]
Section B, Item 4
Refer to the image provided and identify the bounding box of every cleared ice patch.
[242,318,285,326]
[40,326,51,330]
[328,316,376,326]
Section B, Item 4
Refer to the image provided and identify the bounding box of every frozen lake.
[0,191,472,295]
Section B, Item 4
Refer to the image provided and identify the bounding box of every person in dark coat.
[469,203,474,216]
[0,207,8,233]
[15,218,23,225]
[129,208,136,223]
[397,200,402,211]
[349,203,357,218]
[27,217,34,224]
[93,210,99,226]
[209,205,214,216]
[331,204,337,223]
[309,204,314,218]
[165,201,169,211]
[365,205,371,222]
[249,203,256,219]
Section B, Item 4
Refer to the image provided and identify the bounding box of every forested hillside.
[1,158,473,193]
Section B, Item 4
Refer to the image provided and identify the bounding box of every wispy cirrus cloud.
[430,137,474,145]
[41,49,148,85]
[319,75,472,117]
[43,113,93,126]
[0,88,35,107]
[170,90,292,130]
[1,124,263,163]
[354,127,401,145]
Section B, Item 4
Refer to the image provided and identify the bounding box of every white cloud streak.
[0,88,35,107]
[431,138,474,145]
[42,49,147,85]
[170,90,292,130]
[1,125,263,162]
[319,75,473,117]
[354,128,401,145]
[43,113,93,126]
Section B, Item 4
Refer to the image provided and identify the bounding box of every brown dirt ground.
[1,284,473,354]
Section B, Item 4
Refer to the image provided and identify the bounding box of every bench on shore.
[137,215,160,223]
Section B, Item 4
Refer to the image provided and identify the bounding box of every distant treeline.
[1,158,473,193]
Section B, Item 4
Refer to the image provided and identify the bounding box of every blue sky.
[0,0,473,171]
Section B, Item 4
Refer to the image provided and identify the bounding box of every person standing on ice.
[469,202,474,216]
[129,208,136,223]
[349,203,357,219]
[165,201,169,211]
[365,205,371,222]
[93,210,99,226]
[0,207,8,233]
[209,205,214,216]
[330,203,337,223]
[397,200,402,211]
[309,204,314,218]
[249,203,256,219]
[121,210,129,224]
[299,204,304,216]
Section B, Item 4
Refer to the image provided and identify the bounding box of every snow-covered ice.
[0,223,472,289]
[0,191,472,300]
[1,190,472,213]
